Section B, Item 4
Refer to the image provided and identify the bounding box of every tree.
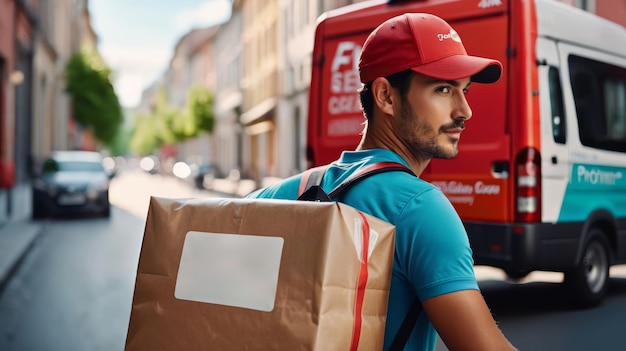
[129,87,185,156]
[129,85,216,156]
[183,85,215,137]
[129,113,162,156]
[108,125,132,156]
[64,43,123,146]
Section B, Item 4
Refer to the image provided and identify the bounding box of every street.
[0,169,216,351]
[0,207,142,351]
[0,169,625,350]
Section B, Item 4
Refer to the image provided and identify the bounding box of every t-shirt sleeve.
[244,176,301,200]
[394,187,478,301]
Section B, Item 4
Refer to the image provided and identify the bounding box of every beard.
[397,98,464,159]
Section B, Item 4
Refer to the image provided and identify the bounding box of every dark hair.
[359,70,414,119]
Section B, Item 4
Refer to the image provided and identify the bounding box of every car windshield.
[43,160,104,173]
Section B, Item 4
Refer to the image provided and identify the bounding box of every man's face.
[393,74,473,159]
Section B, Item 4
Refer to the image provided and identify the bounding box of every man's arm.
[422,289,519,351]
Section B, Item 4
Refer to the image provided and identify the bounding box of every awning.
[240,98,277,125]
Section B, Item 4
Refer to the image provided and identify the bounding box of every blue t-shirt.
[246,148,478,351]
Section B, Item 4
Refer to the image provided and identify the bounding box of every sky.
[89,0,232,109]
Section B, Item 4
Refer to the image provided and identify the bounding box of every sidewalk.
[0,219,42,292]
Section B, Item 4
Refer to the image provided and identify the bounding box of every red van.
[306,0,626,306]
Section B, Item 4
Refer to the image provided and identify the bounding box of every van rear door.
[423,14,511,223]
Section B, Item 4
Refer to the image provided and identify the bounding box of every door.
[536,37,570,223]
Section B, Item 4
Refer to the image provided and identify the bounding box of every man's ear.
[371,77,396,116]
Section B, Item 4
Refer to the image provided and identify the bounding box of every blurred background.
[1,1,626,350]
[1,0,626,222]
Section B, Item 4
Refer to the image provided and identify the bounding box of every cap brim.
[411,55,502,83]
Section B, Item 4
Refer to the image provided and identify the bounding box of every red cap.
[358,13,502,84]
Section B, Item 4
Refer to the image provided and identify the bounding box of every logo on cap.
[437,29,462,43]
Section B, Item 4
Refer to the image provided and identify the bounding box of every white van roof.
[536,0,626,58]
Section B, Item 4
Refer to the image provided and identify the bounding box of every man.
[247,13,518,351]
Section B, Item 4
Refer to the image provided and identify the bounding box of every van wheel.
[564,229,610,308]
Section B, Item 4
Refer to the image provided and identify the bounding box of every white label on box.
[175,231,284,312]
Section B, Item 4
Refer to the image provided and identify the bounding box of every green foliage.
[64,44,123,145]
[129,85,216,156]
[183,85,215,136]
[155,88,187,143]
[129,114,162,156]
[106,126,133,156]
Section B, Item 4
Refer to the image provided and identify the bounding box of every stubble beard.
[400,99,460,160]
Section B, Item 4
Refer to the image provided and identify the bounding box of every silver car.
[32,151,113,218]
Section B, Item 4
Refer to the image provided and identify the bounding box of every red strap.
[340,162,408,185]
[298,168,314,196]
[349,212,370,351]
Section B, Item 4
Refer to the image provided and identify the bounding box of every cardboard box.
[125,196,395,350]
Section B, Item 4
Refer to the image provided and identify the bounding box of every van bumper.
[466,221,584,272]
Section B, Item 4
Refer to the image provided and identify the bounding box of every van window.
[605,79,626,140]
[549,66,566,144]
[569,55,626,152]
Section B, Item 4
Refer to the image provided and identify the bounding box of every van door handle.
[552,156,558,164]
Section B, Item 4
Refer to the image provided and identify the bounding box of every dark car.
[32,151,113,218]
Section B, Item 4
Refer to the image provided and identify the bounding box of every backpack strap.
[297,165,331,201]
[389,297,422,351]
[297,162,415,201]
[327,162,414,198]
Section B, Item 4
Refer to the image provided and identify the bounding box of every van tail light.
[515,148,541,222]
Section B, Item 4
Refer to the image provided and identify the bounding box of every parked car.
[32,151,113,218]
